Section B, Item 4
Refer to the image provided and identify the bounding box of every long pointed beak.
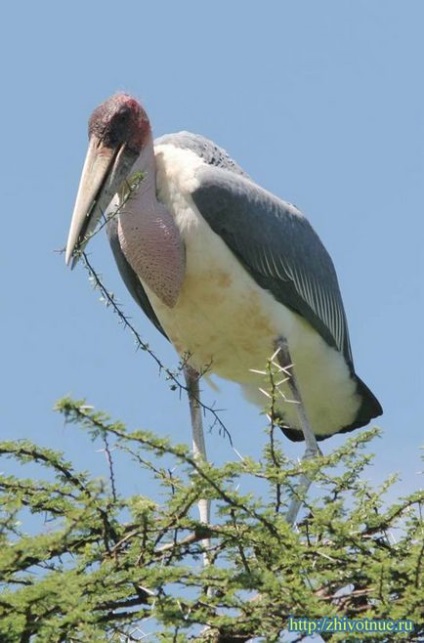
[65,136,129,266]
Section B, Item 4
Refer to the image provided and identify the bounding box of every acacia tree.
[1,401,423,642]
[1,262,422,642]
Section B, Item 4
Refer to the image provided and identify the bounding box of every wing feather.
[191,166,354,365]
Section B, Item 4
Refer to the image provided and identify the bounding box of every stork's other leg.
[183,365,210,525]
[274,337,322,526]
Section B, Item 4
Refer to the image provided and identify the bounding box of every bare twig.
[82,253,233,445]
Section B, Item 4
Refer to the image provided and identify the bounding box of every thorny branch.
[81,252,234,446]
[65,401,281,540]
[2,401,423,640]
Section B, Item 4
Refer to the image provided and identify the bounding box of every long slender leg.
[274,337,322,525]
[183,365,210,526]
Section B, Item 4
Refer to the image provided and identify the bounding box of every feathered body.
[107,130,382,440]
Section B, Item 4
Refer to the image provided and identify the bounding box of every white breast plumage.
[138,143,361,437]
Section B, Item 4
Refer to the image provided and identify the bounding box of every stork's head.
[65,93,150,265]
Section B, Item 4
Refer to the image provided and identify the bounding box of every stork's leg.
[183,365,210,526]
[274,337,322,526]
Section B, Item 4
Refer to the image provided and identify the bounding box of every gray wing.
[191,166,354,366]
[155,132,250,178]
[106,217,168,340]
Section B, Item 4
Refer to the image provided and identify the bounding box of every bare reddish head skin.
[88,94,150,153]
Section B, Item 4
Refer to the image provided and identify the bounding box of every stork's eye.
[102,108,133,147]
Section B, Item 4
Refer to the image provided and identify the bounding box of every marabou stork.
[65,93,382,525]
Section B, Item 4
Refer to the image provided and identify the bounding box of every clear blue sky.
[2,1,423,531]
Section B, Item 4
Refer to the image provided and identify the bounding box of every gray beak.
[65,136,130,266]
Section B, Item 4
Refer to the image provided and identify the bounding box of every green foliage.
[0,398,423,642]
